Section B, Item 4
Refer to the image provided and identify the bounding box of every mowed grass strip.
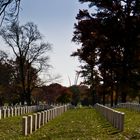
[0,107,140,139]
[19,107,124,140]
[0,116,23,140]
[116,108,140,139]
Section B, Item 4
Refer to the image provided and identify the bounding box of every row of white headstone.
[95,103,125,131]
[0,104,52,119]
[22,104,70,136]
[117,103,140,112]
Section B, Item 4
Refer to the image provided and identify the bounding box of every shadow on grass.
[98,115,121,136]
[123,130,140,140]
[101,122,111,128]
[103,124,121,135]
[41,130,87,140]
[108,129,121,135]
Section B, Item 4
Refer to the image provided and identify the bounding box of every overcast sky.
[18,0,89,86]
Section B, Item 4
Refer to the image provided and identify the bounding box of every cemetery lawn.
[0,107,140,140]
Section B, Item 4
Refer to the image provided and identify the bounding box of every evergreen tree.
[72,0,140,105]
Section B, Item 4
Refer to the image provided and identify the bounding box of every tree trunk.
[114,91,118,106]
[92,90,97,105]
[26,92,31,106]
[121,91,127,103]
[139,95,140,104]
[20,93,25,105]
[0,98,4,106]
[19,57,26,105]
[102,92,105,105]
[110,91,113,107]
[25,86,32,106]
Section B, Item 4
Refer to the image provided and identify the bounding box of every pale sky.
[18,0,89,86]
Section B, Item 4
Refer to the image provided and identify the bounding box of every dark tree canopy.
[72,0,140,105]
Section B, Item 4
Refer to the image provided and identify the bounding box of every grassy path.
[117,108,140,139]
[0,107,140,139]
[26,107,120,140]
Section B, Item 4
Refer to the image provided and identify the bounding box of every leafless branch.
[0,0,21,26]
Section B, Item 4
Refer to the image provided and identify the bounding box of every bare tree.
[0,22,51,105]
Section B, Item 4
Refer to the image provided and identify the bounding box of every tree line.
[32,83,91,106]
[2,0,140,106]
[0,22,52,105]
[0,1,65,106]
[0,0,92,106]
[72,0,140,106]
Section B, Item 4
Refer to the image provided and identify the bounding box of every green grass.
[117,108,140,139]
[0,116,23,139]
[0,107,140,139]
